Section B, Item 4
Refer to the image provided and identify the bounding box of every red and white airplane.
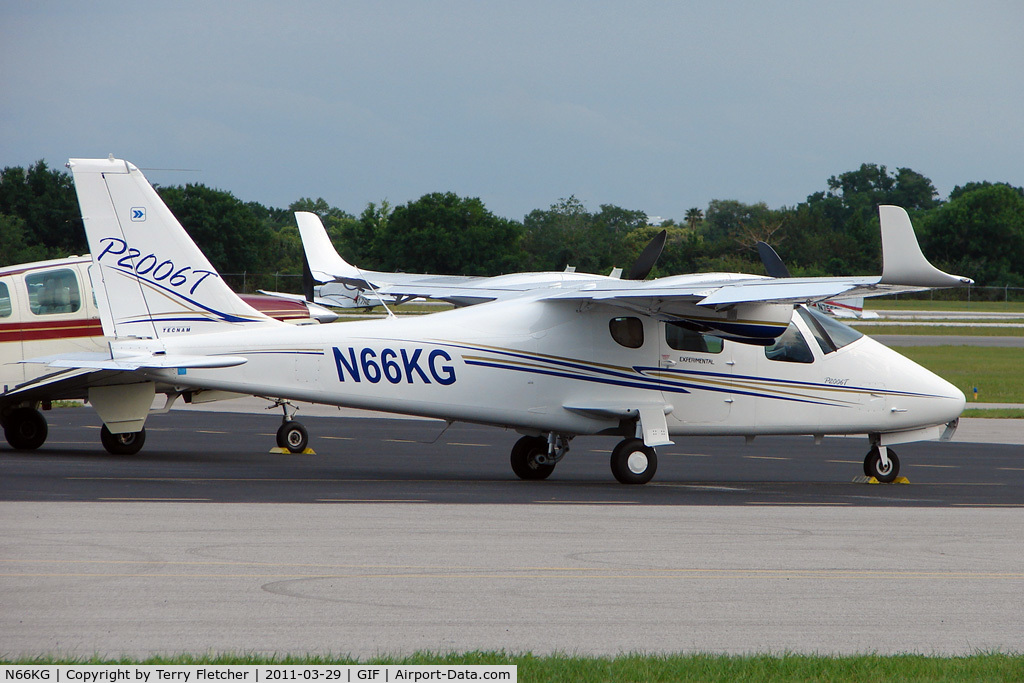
[0,254,333,454]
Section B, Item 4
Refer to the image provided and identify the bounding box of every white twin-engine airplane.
[287,210,667,309]
[55,157,969,484]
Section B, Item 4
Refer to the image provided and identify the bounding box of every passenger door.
[660,323,733,424]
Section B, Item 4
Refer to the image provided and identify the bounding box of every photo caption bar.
[0,666,516,683]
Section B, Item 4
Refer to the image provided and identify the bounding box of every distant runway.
[874,334,1024,347]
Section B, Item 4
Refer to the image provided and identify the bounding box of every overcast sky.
[2,1,1022,221]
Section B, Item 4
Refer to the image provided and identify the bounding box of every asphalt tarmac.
[2,407,1023,506]
[3,407,1023,659]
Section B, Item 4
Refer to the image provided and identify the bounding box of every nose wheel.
[264,398,313,454]
[864,446,900,483]
[276,420,309,454]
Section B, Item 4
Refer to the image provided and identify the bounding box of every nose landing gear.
[267,398,313,454]
[864,445,900,483]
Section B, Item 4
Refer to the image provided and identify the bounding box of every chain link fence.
[222,273,304,294]
[877,285,1024,304]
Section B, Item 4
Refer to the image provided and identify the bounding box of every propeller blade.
[627,229,667,280]
[301,253,315,302]
[756,241,791,278]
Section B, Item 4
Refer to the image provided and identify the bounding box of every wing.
[541,206,971,343]
[294,211,621,305]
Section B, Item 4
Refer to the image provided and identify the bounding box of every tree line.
[1,160,1022,293]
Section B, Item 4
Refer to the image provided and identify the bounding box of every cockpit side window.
[764,321,814,363]
[25,268,82,316]
[609,316,644,348]
[665,323,723,354]
[0,281,11,318]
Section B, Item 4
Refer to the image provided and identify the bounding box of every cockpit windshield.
[798,305,864,354]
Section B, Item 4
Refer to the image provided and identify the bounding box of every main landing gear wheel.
[864,446,900,483]
[277,421,309,453]
[3,407,48,451]
[510,435,555,480]
[610,438,658,485]
[100,425,146,456]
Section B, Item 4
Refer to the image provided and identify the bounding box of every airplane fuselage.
[133,296,964,441]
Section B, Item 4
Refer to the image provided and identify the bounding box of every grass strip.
[856,325,1024,336]
[890,346,1024,404]
[961,408,1024,419]
[867,300,1024,313]
[6,652,1024,681]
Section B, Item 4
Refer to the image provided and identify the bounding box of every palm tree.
[684,207,704,231]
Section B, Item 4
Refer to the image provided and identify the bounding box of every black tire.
[510,436,555,480]
[277,421,309,453]
[100,425,146,456]
[4,408,48,451]
[864,446,900,483]
[610,438,658,485]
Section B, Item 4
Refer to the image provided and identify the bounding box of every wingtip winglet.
[878,205,972,287]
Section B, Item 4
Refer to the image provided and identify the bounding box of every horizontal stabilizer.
[44,353,248,371]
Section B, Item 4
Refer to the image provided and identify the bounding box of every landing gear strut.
[2,407,48,451]
[268,398,309,453]
[864,445,900,483]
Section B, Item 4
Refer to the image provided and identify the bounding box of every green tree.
[158,183,275,279]
[921,183,1024,286]
[702,200,774,244]
[0,213,49,266]
[521,197,649,274]
[0,161,83,260]
[377,192,523,275]
[684,207,704,231]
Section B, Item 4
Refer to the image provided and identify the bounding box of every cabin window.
[609,316,644,348]
[764,322,814,363]
[665,324,723,354]
[0,282,11,318]
[25,268,82,315]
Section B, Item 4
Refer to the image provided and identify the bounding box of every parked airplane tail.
[294,211,364,283]
[67,157,279,340]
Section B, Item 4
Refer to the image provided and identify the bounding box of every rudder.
[68,157,278,339]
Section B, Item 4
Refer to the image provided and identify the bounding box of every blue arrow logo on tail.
[130,207,146,221]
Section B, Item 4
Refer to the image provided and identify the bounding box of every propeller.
[301,253,315,302]
[626,229,668,280]
[756,241,791,278]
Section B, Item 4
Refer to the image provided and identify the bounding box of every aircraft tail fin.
[879,205,972,287]
[68,157,279,340]
[294,211,363,283]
